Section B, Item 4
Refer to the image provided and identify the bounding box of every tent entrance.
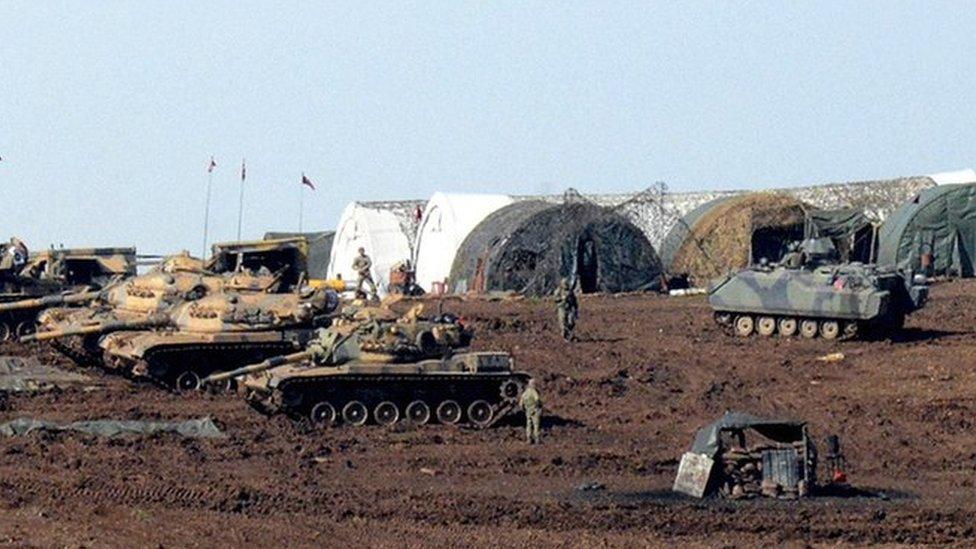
[751,224,804,264]
[576,236,599,293]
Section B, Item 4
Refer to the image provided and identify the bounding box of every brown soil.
[2,281,976,547]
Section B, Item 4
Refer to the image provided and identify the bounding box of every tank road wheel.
[175,370,202,392]
[0,323,11,342]
[467,400,494,428]
[733,315,754,337]
[820,320,840,340]
[342,401,368,426]
[777,318,798,337]
[15,321,35,339]
[310,402,338,427]
[499,379,524,401]
[374,401,400,426]
[756,316,776,337]
[843,322,859,339]
[406,400,431,425]
[800,320,819,339]
[436,400,462,425]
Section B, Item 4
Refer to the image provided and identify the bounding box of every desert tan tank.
[0,246,136,340]
[34,237,313,364]
[207,305,530,428]
[95,288,341,390]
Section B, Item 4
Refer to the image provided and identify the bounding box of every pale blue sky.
[1,2,973,255]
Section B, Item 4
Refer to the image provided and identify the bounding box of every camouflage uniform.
[554,278,579,341]
[519,381,542,444]
[352,250,377,298]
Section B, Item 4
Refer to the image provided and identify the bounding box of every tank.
[0,246,137,340]
[709,238,929,339]
[94,288,340,390]
[206,305,530,427]
[33,238,313,364]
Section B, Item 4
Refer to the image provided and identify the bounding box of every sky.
[1,1,974,255]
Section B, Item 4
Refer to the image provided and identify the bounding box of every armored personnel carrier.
[206,305,530,427]
[709,239,928,339]
[0,246,136,340]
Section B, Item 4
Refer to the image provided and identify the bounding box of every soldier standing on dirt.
[352,247,377,300]
[554,277,579,341]
[519,379,542,444]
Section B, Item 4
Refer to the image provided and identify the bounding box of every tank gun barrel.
[203,350,313,385]
[0,290,101,313]
[21,313,170,343]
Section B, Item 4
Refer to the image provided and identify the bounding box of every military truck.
[0,246,136,340]
[709,239,928,339]
[206,305,531,427]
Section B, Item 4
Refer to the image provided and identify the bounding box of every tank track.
[266,372,530,428]
[140,341,302,390]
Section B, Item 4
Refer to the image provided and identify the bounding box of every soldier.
[519,379,542,444]
[352,247,377,300]
[780,242,804,269]
[554,277,579,341]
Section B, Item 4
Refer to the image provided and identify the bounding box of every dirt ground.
[2,280,976,547]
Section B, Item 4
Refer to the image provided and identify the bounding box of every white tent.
[327,200,423,296]
[412,192,514,292]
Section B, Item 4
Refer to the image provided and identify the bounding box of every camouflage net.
[450,199,662,296]
[669,193,808,285]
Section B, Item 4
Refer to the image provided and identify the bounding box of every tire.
[374,401,399,426]
[820,320,840,340]
[405,400,431,425]
[175,370,201,392]
[342,401,368,426]
[436,400,462,425]
[467,400,494,427]
[734,315,754,337]
[800,320,818,339]
[756,316,776,337]
[310,402,337,427]
[778,318,797,337]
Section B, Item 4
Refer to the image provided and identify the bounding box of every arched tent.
[877,183,976,277]
[327,200,424,296]
[660,193,809,285]
[449,200,662,296]
[413,192,514,292]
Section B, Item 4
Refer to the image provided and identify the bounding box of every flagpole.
[236,158,245,241]
[202,167,214,258]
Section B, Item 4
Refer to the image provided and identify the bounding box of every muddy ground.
[2,280,976,547]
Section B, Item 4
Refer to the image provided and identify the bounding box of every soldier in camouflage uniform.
[519,379,542,444]
[554,277,579,341]
[352,247,377,300]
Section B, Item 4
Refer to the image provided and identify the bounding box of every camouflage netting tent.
[660,193,809,285]
[449,199,662,296]
[877,183,976,277]
[264,231,334,280]
[805,209,875,263]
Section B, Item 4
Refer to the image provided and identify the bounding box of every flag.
[207,156,216,173]
[301,173,316,190]
[241,158,246,181]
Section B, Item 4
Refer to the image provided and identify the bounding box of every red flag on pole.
[207,156,216,173]
[301,173,316,190]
